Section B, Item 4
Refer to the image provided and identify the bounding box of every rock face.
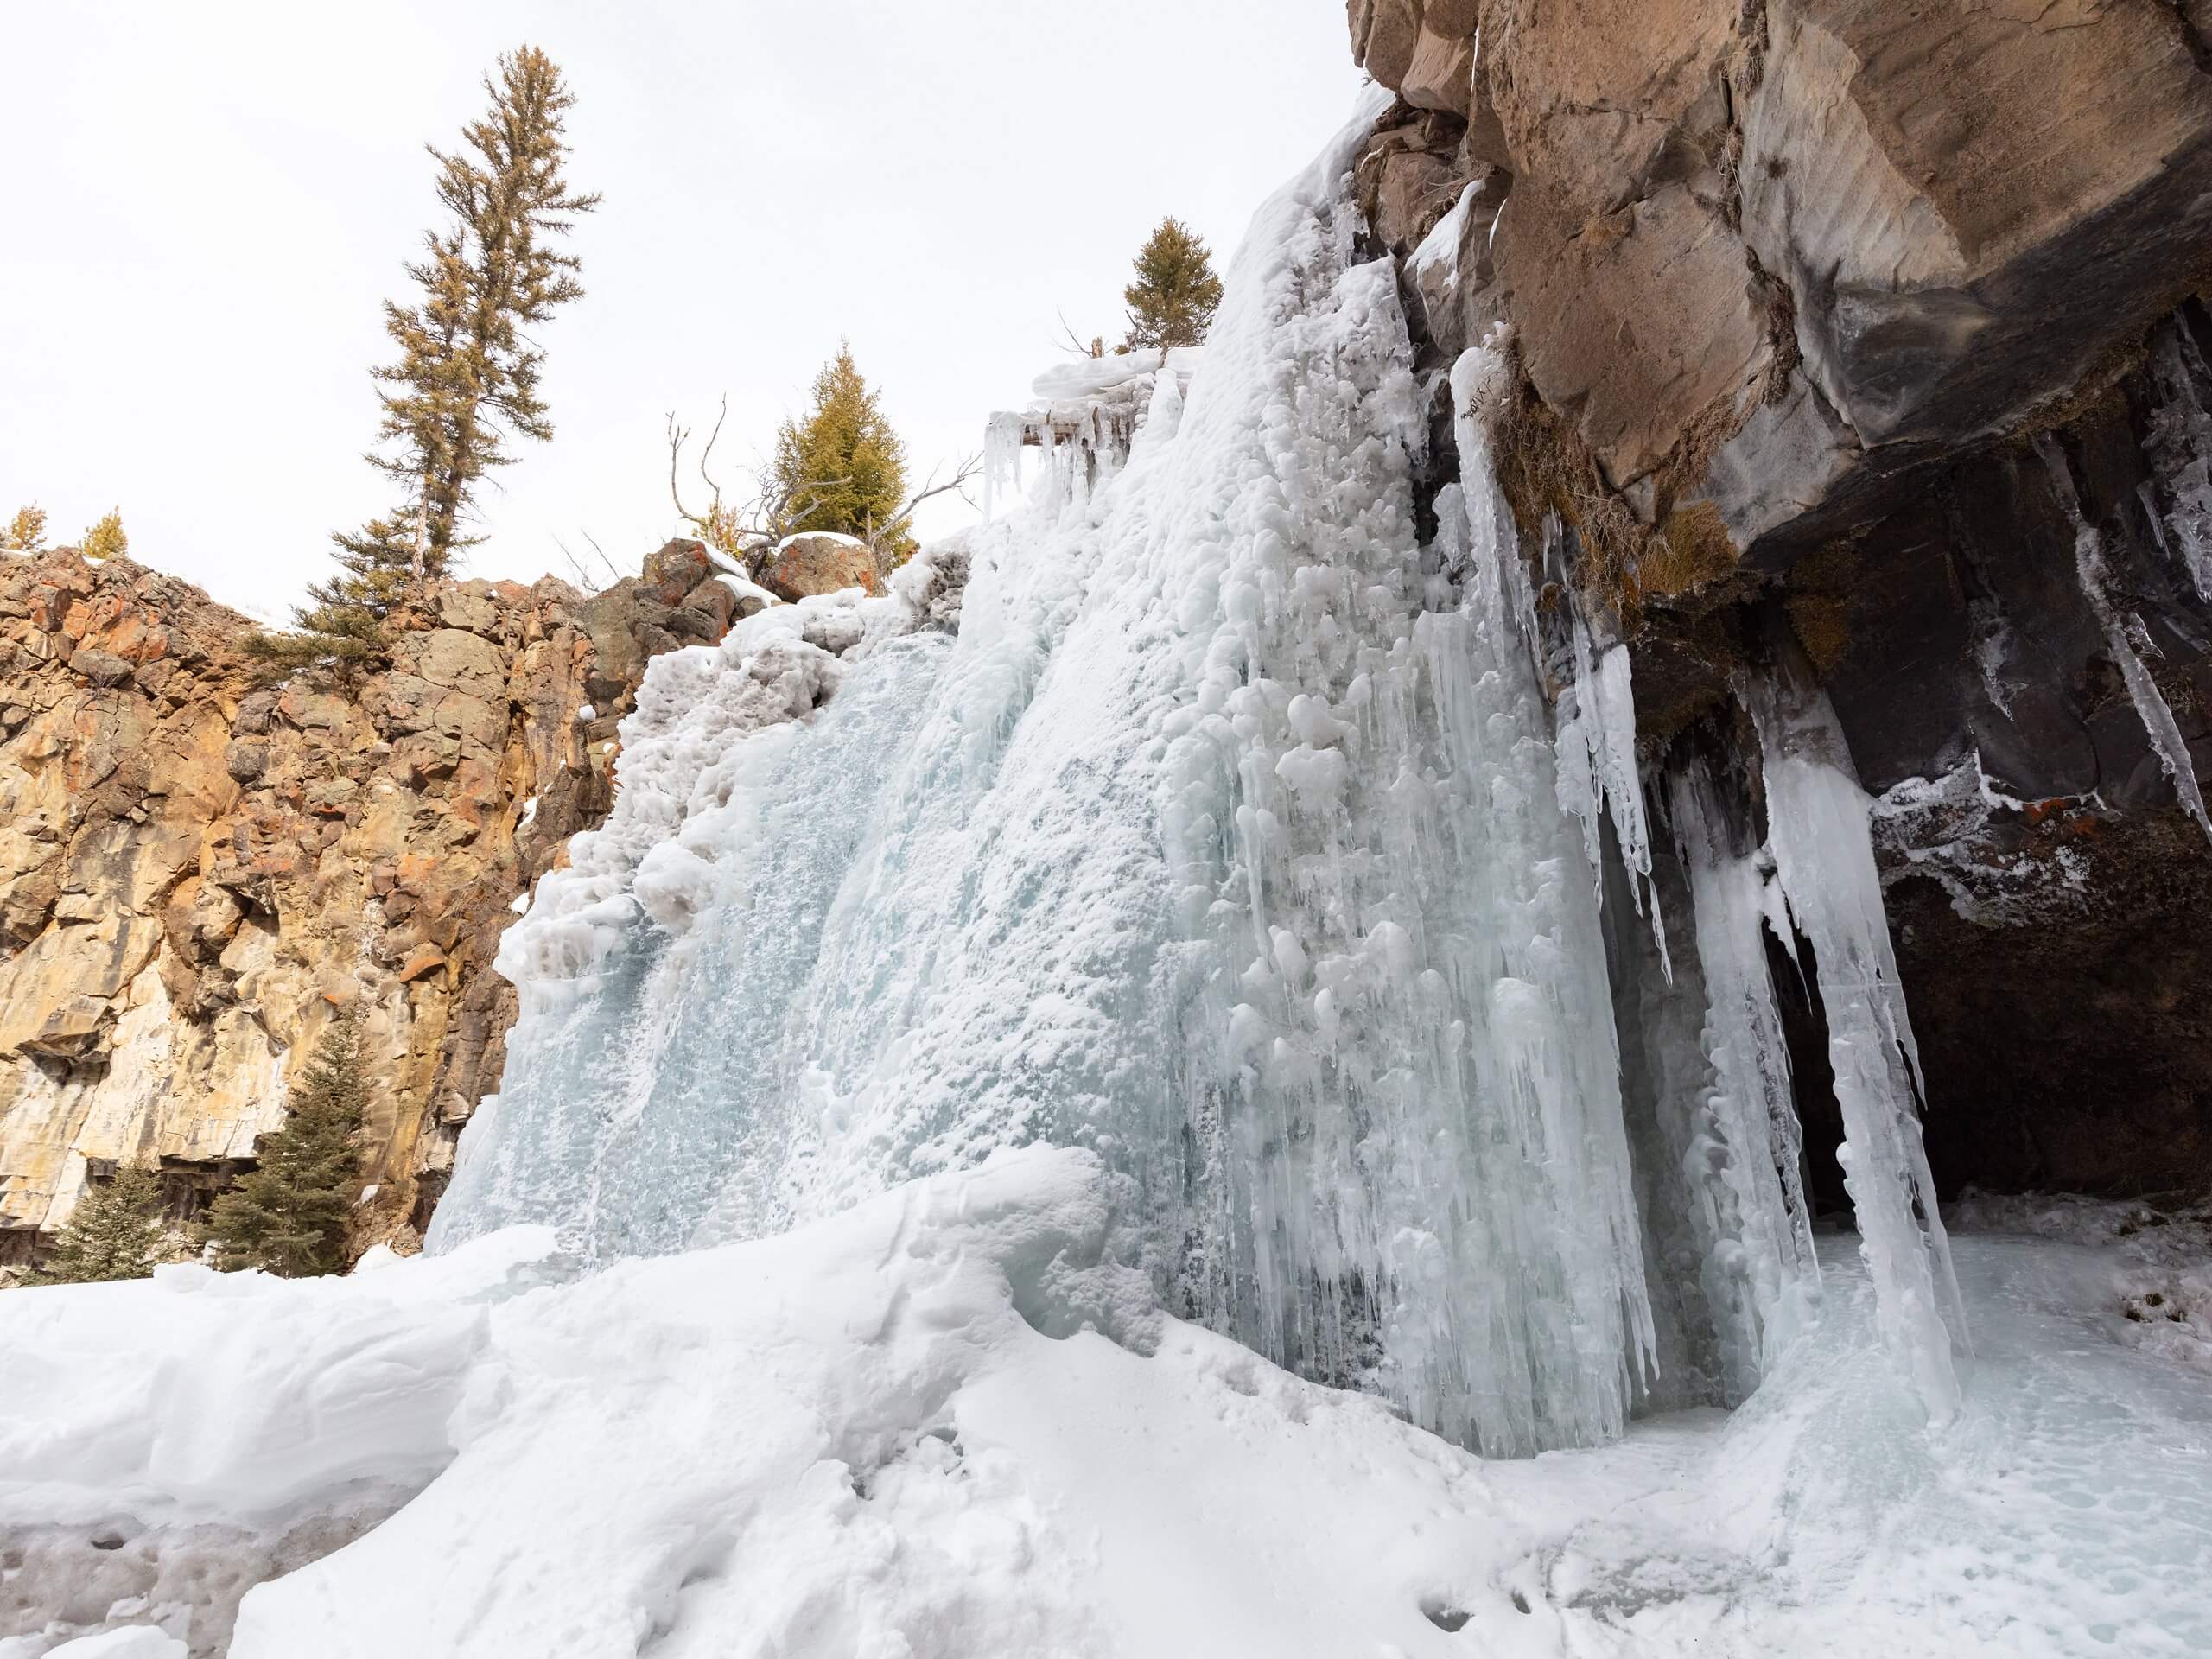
[0,538,743,1267]
[1353,3,2212,1197]
[756,534,885,603]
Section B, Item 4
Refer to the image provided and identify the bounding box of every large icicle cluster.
[435,92,1969,1453]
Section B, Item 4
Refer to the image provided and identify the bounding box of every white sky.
[0,2,1360,620]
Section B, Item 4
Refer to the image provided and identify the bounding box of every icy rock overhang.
[982,346,1202,515]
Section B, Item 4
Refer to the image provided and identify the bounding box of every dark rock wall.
[1349,1,2212,1198]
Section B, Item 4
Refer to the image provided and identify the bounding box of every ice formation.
[2036,433,2212,842]
[430,93,1969,1456]
[2144,315,2212,602]
[1745,666,1970,1421]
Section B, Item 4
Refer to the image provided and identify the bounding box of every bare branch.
[697,394,729,505]
[665,411,696,527]
[893,454,982,527]
[551,534,601,596]
[1051,308,1105,359]
[580,530,623,584]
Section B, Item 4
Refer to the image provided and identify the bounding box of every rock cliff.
[0,539,754,1268]
[1350,0,2212,1197]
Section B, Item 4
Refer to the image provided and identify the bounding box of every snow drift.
[5,1153,2209,1656]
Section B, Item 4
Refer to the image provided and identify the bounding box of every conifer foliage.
[207,1012,368,1277]
[79,508,127,562]
[29,1165,167,1286]
[3,505,48,552]
[770,345,912,553]
[252,46,598,674]
[1122,217,1224,352]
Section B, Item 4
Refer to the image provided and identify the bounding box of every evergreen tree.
[3,504,47,552]
[207,1012,367,1277]
[257,46,598,673]
[79,508,127,562]
[770,344,912,552]
[1122,217,1224,352]
[29,1165,166,1286]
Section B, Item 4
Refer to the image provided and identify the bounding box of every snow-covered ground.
[3,1152,2208,1658]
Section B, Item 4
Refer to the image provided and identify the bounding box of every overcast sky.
[0,3,1361,620]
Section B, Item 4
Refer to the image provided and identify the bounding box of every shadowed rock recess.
[1354,0,2212,1198]
[0,539,785,1268]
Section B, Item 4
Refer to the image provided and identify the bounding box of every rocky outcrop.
[756,534,885,603]
[1352,2,2212,1197]
[0,538,745,1268]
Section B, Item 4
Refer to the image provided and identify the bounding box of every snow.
[1028,346,1204,401]
[774,530,866,551]
[711,569,780,609]
[38,1633,187,1659]
[3,1153,2210,1656]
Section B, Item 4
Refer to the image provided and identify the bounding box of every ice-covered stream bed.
[3,1154,2208,1657]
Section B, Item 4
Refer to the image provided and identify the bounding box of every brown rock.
[225,740,269,783]
[68,647,133,687]
[396,943,448,983]
[1497,178,1767,488]
[758,536,885,602]
[1351,0,1424,86]
[1400,24,1473,116]
[0,539,747,1265]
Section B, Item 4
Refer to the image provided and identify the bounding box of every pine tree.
[258,46,598,673]
[29,1165,166,1286]
[770,344,912,553]
[79,508,127,562]
[1122,217,1224,352]
[207,1012,367,1277]
[3,504,48,552]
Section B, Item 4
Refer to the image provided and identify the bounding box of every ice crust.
[433,92,1967,1455]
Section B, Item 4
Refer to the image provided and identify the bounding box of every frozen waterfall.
[432,97,1966,1453]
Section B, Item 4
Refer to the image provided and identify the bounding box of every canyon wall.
[1350,0,2212,1195]
[0,540,750,1267]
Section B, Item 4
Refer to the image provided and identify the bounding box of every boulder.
[758,536,885,602]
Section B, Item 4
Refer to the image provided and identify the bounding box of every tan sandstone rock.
[0,545,741,1271]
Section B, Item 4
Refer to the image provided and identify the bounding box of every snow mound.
[4,1157,2211,1656]
[1028,346,1203,401]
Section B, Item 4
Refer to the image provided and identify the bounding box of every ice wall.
[436,92,1967,1452]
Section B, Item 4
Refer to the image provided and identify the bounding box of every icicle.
[2144,319,2212,601]
[1667,759,1821,1381]
[1745,664,1968,1425]
[982,410,1026,522]
[2034,434,2212,842]
[1554,599,1672,979]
